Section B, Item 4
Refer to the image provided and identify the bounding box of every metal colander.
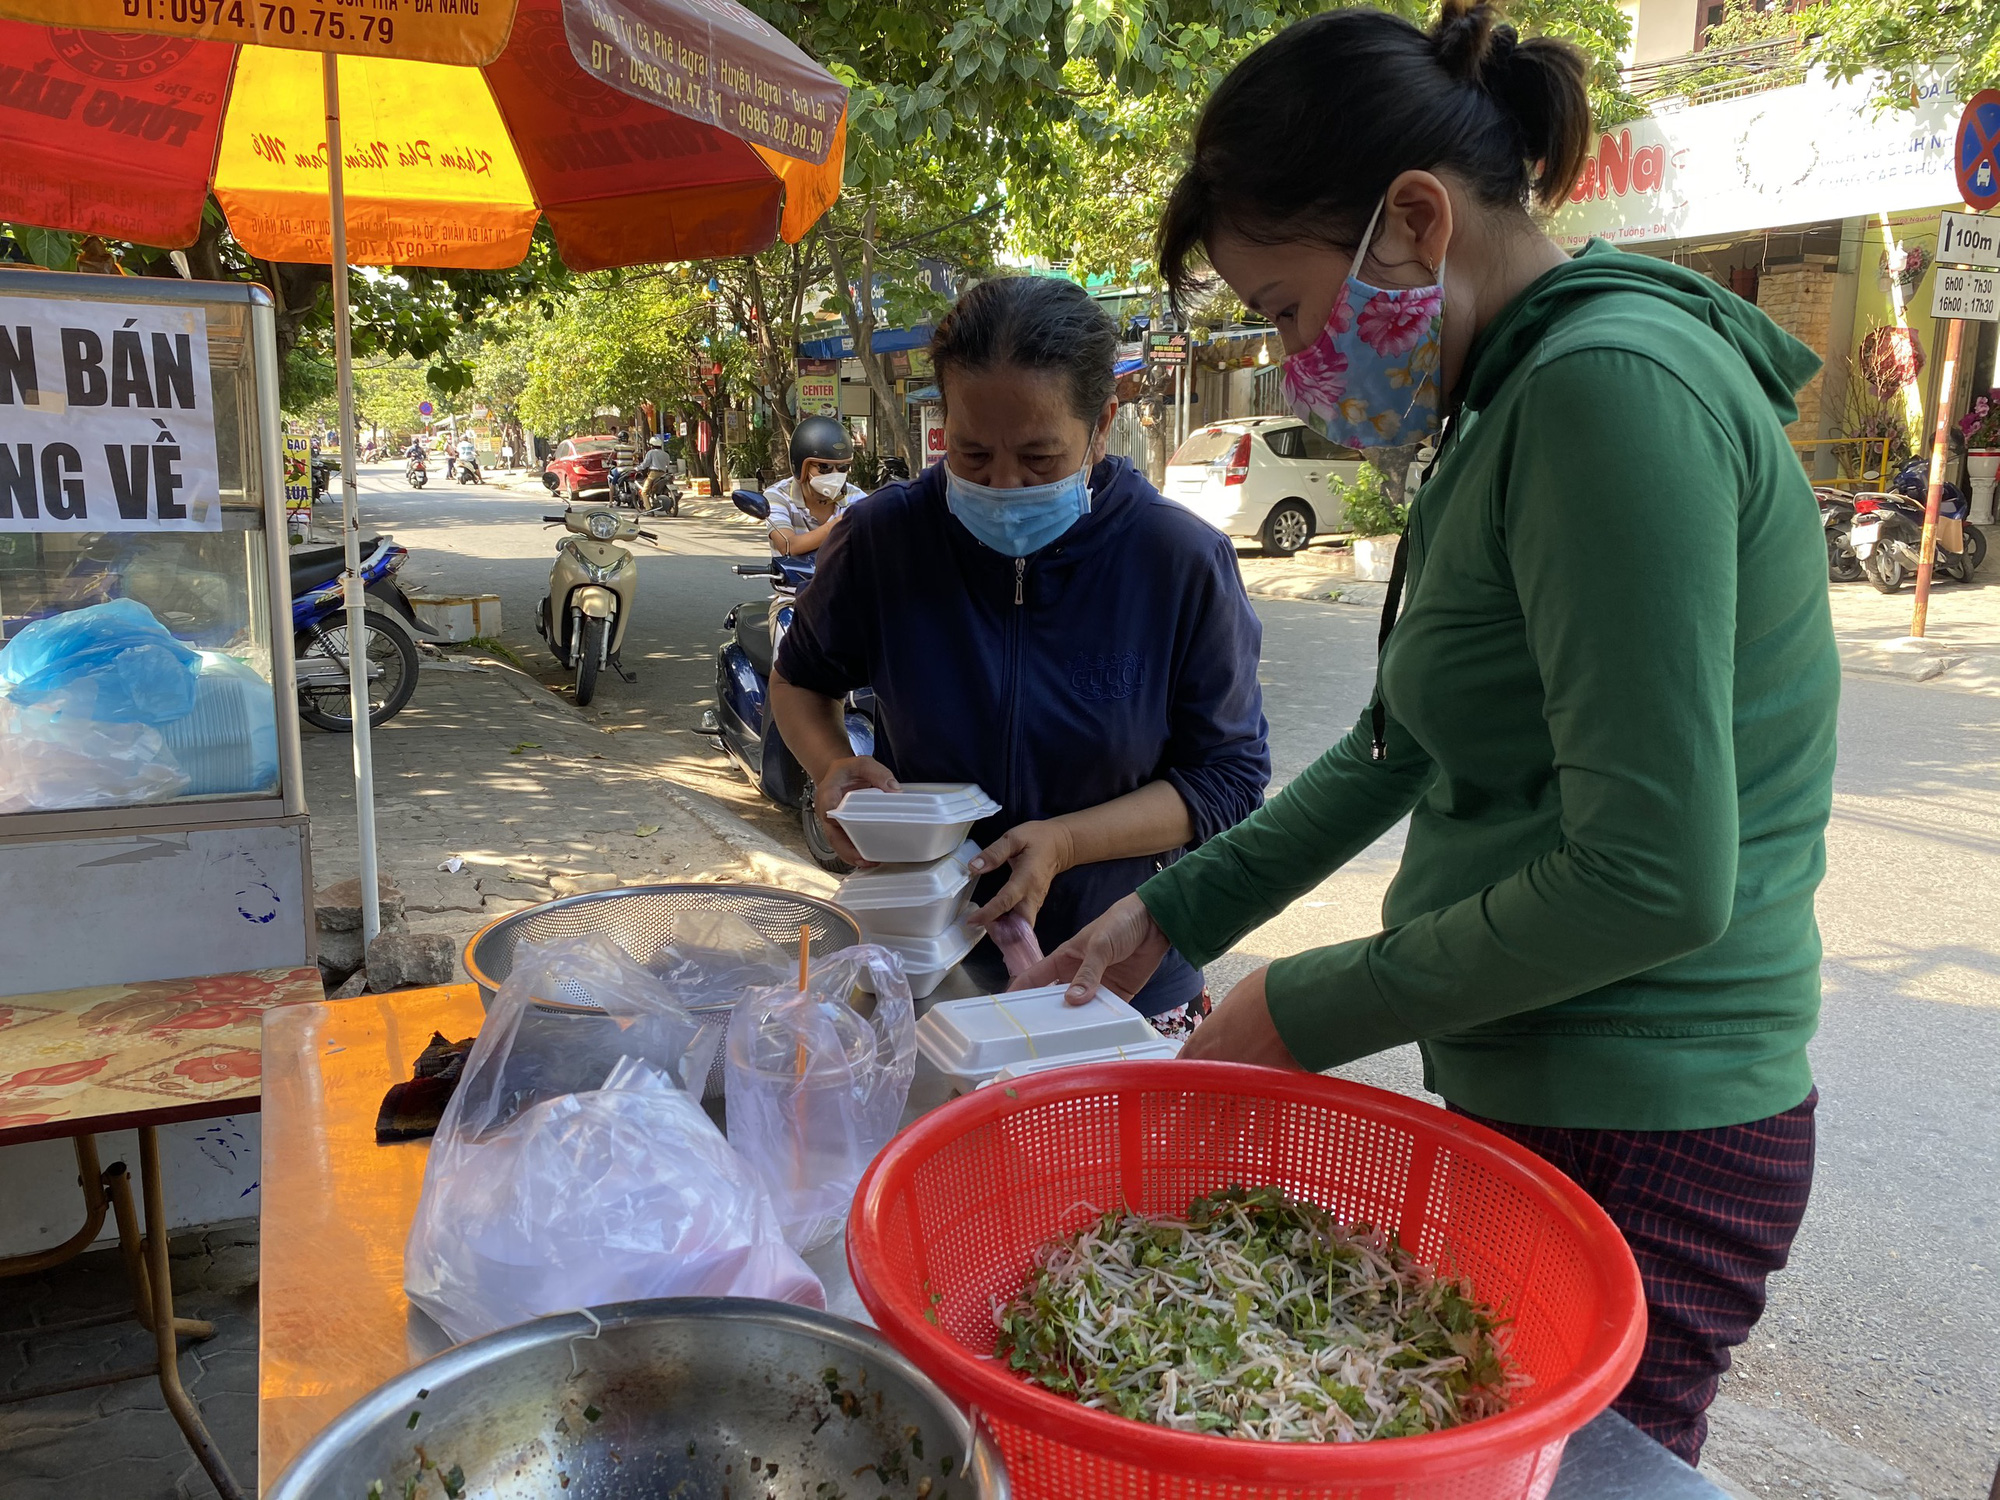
[464,883,862,1008]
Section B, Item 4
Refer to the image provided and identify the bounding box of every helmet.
[648,435,665,449]
[789,415,853,476]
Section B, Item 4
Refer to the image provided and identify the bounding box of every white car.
[1163,416,1365,554]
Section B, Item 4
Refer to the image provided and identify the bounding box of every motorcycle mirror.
[730,488,770,520]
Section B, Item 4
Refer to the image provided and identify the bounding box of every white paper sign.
[1931,267,2000,321]
[1938,210,2000,270]
[0,296,219,532]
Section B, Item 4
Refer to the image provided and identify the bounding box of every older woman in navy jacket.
[772,276,1269,1017]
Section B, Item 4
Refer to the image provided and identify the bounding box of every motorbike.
[535,506,655,706]
[405,454,429,489]
[699,488,875,871]
[1815,486,1862,582]
[1849,460,1987,593]
[451,454,482,484]
[290,535,434,731]
[608,464,645,510]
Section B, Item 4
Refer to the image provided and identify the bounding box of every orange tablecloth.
[0,968,324,1145]
[256,983,485,1493]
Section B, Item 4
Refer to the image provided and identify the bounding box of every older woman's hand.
[1178,967,1304,1070]
[967,820,1076,930]
[812,755,900,866]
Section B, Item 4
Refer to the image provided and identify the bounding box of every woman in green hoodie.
[1020,0,1839,1465]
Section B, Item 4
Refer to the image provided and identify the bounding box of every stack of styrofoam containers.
[914,986,1179,1092]
[828,784,1001,999]
[836,840,983,999]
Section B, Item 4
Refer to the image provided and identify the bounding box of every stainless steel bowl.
[265,1299,1008,1500]
[464,883,863,1010]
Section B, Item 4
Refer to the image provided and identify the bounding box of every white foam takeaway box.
[915,986,1162,1089]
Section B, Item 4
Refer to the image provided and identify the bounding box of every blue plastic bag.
[0,599,200,724]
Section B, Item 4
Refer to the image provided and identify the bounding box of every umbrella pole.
[322,52,382,949]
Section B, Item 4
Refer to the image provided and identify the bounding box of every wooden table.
[256,984,1730,1499]
[0,965,324,1500]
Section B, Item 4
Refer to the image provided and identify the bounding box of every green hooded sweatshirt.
[1140,239,1838,1130]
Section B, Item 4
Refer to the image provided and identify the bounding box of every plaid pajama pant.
[1452,1088,1818,1466]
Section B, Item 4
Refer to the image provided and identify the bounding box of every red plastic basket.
[849,1062,1646,1500]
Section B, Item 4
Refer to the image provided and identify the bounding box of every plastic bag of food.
[404,934,823,1344]
[0,598,200,723]
[725,946,916,1252]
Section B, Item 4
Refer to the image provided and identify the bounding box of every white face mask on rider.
[808,470,848,500]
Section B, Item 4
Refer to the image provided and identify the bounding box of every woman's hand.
[1010,894,1172,1005]
[1178,967,1304,1071]
[967,820,1076,930]
[813,755,900,866]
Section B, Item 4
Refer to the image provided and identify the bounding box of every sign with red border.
[1957,89,2000,211]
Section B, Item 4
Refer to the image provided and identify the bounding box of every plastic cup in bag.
[725,946,916,1253]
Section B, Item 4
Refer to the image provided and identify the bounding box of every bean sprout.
[992,1185,1523,1442]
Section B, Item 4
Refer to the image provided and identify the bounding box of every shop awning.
[799,325,935,360]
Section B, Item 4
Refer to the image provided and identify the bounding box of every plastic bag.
[405,935,823,1344]
[726,945,917,1252]
[0,684,189,813]
[649,909,797,1103]
[0,598,199,723]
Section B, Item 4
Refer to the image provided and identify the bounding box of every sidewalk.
[1826,570,2000,693]
[299,650,837,984]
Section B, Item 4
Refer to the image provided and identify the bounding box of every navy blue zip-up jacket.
[776,455,1270,1013]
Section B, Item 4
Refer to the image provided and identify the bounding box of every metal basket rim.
[461,881,862,1004]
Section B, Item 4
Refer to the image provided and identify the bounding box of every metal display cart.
[0,272,311,987]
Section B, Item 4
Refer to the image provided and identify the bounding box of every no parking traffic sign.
[1957,89,2000,210]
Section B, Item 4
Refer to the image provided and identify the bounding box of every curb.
[1240,575,1388,608]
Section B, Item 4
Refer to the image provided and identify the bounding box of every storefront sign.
[1939,209,2000,269]
[921,405,946,463]
[796,361,838,417]
[1931,266,2000,320]
[0,296,218,532]
[282,430,313,517]
[1149,331,1190,365]
[1553,69,1961,248]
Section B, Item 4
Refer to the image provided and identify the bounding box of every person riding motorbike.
[454,435,480,483]
[639,435,679,512]
[766,416,866,560]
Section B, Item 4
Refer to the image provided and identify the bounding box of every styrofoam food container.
[914,985,1160,1087]
[861,919,981,1000]
[827,783,1000,865]
[974,1037,1182,1087]
[836,841,979,939]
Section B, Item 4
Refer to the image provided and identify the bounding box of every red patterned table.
[0,965,325,1500]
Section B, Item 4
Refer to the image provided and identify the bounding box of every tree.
[1806,0,1985,105]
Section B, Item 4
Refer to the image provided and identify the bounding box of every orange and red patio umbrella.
[0,0,846,270]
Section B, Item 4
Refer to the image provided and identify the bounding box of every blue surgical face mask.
[944,462,1091,557]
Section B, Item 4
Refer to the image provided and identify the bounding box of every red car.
[542,435,620,503]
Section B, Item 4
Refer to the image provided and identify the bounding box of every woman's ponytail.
[1157,4,1596,297]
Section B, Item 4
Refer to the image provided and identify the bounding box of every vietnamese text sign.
[1553,68,1960,248]
[0,0,514,65]
[0,296,218,532]
[1932,266,2000,321]
[282,430,313,516]
[566,0,845,165]
[1939,210,2000,269]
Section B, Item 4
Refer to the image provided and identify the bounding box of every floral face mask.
[1281,200,1446,451]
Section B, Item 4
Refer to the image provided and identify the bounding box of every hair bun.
[1430,0,1513,87]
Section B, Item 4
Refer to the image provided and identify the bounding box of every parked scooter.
[1815,486,1862,582]
[290,536,434,731]
[405,454,429,489]
[1849,460,1987,593]
[699,488,875,871]
[535,506,655,706]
